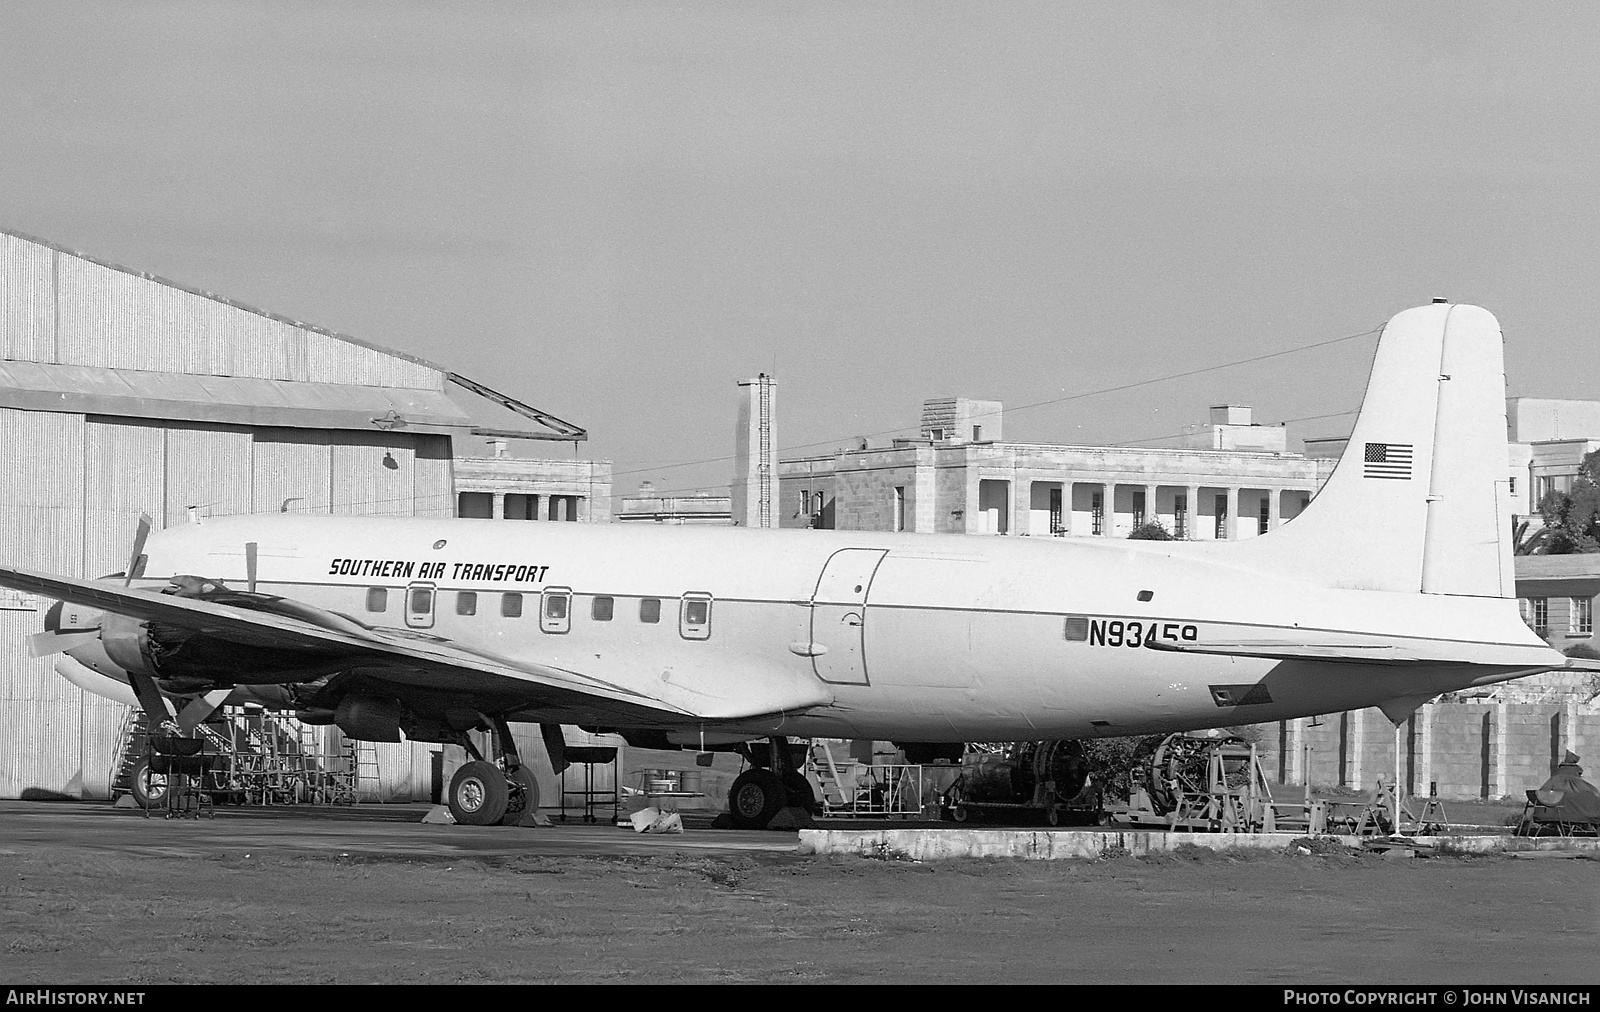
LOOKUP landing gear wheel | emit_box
[449,760,509,826]
[780,770,820,815]
[950,804,970,823]
[499,765,539,826]
[130,759,167,808]
[728,768,787,829]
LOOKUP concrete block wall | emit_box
[832,450,920,532]
[1249,698,1600,802]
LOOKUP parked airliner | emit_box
[1,302,1589,828]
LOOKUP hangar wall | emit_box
[0,230,464,800]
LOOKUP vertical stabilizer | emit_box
[1230,303,1511,596]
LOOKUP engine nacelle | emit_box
[97,612,358,686]
[335,694,403,742]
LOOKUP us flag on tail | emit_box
[1363,442,1413,480]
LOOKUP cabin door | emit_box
[405,582,437,630]
[809,548,888,685]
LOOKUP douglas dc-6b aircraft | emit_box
[1,302,1594,828]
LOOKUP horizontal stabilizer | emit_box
[1147,636,1567,668]
[1146,639,1414,664]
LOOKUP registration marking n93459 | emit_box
[1086,619,1198,649]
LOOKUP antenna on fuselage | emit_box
[246,542,258,594]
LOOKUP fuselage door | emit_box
[405,582,436,630]
[809,548,888,685]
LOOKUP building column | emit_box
[1418,702,1434,799]
[1495,701,1511,799]
[1289,718,1306,786]
[1225,486,1240,540]
[1012,476,1032,537]
[1268,488,1281,531]
[492,493,505,519]
[1184,484,1200,540]
[1350,708,1366,790]
[1568,696,1582,761]
[1143,484,1158,530]
[914,452,937,533]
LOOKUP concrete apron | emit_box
[797,829,1600,861]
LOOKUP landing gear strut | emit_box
[726,736,819,829]
[444,717,549,826]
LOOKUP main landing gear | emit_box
[445,718,564,827]
[726,736,820,830]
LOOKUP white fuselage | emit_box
[119,513,1551,742]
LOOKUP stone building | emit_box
[454,440,612,523]
[616,482,732,525]
[780,398,1336,539]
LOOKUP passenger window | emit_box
[639,598,661,624]
[680,593,712,641]
[409,588,433,614]
[366,587,388,613]
[592,596,614,621]
[501,593,523,618]
[456,591,477,616]
[541,587,572,634]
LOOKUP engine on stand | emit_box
[940,740,1102,826]
[1118,729,1307,833]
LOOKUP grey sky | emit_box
[2,2,1596,497]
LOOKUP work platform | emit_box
[797,827,1600,861]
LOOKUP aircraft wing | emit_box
[0,565,828,725]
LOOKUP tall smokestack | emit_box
[731,375,777,527]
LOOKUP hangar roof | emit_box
[1,227,585,441]
[0,359,473,434]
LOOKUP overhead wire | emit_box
[601,324,1382,497]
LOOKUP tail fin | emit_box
[1232,303,1513,597]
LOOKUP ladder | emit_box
[757,376,773,528]
[352,740,382,803]
[107,708,147,801]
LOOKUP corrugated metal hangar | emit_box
[0,228,582,800]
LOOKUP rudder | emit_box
[1228,303,1511,597]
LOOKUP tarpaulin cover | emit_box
[1534,762,1600,824]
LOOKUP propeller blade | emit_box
[123,513,152,587]
[27,629,103,658]
[246,541,258,594]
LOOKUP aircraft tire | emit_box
[727,768,786,829]
[780,770,820,815]
[449,760,509,826]
[499,765,539,826]
[130,759,167,808]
